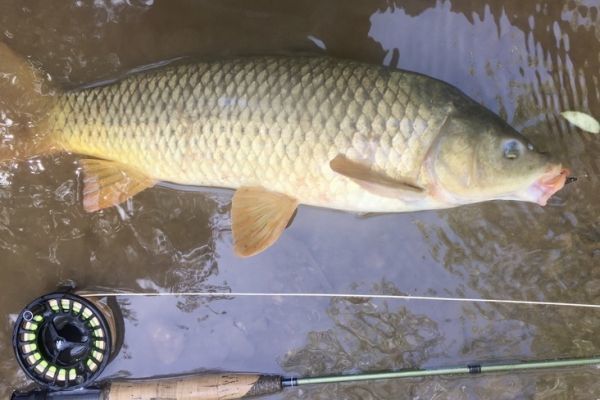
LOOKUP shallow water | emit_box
[1,0,599,398]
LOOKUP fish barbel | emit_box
[0,47,568,256]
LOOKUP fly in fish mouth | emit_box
[565,176,578,185]
[530,167,569,206]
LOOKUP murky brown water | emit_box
[1,0,599,398]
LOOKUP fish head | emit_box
[430,112,568,206]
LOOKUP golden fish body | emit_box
[0,43,568,256]
[48,56,453,213]
[19,53,563,256]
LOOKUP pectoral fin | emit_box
[80,159,156,212]
[231,187,299,257]
[330,154,425,199]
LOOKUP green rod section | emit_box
[294,357,600,386]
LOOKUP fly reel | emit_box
[12,292,120,390]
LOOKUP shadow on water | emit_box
[0,0,599,398]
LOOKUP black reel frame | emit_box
[13,292,113,390]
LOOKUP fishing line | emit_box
[80,291,600,309]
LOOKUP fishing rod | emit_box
[11,358,600,399]
[11,291,600,400]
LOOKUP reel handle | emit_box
[106,373,283,399]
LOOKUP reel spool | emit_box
[13,292,120,390]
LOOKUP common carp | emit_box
[0,43,568,257]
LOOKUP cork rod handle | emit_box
[105,373,283,400]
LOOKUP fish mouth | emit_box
[521,165,569,206]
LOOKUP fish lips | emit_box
[519,165,569,206]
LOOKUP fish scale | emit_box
[48,56,455,212]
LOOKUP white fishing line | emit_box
[80,291,600,309]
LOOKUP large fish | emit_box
[0,43,568,257]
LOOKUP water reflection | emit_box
[369,1,599,132]
[371,2,542,122]
[283,293,443,375]
[414,191,599,359]
[100,295,335,380]
[281,290,598,399]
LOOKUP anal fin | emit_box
[231,187,299,257]
[80,159,155,212]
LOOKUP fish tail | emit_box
[0,41,59,163]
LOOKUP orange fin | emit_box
[330,154,425,198]
[80,159,155,212]
[231,187,299,257]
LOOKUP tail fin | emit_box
[0,41,57,162]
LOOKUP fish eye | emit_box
[503,139,521,159]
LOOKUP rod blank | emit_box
[293,357,600,386]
